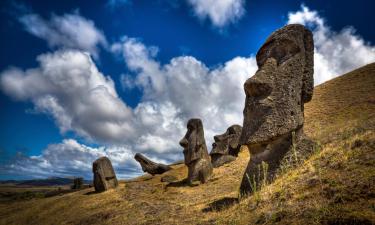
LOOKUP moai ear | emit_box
[301,28,314,104]
[195,120,204,149]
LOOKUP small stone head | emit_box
[240,24,314,146]
[92,156,118,192]
[179,118,208,165]
[211,125,242,156]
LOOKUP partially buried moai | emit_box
[239,24,315,196]
[179,118,213,185]
[210,125,242,168]
[92,156,118,192]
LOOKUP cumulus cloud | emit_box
[113,37,256,150]
[287,5,375,85]
[187,0,245,27]
[19,11,107,58]
[2,5,374,179]
[1,40,256,178]
[0,50,135,144]
[1,139,140,179]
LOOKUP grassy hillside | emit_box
[1,63,374,225]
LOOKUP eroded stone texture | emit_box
[239,24,315,196]
[134,153,172,175]
[210,125,242,167]
[179,118,213,185]
[92,157,118,192]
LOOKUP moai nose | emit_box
[244,78,272,98]
[179,138,188,147]
[214,135,220,142]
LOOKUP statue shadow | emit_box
[166,179,188,188]
[166,178,199,188]
[202,197,239,212]
[84,190,103,195]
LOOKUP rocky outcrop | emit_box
[239,24,315,196]
[210,125,242,167]
[92,157,118,192]
[134,153,172,175]
[179,118,213,185]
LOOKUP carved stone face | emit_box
[179,118,209,165]
[211,125,242,156]
[92,156,118,192]
[240,24,314,146]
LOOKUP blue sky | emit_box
[0,0,374,180]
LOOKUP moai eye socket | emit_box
[256,39,300,67]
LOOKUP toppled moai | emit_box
[72,177,83,189]
[239,24,315,196]
[92,156,118,192]
[179,118,213,185]
[210,125,242,168]
[134,153,172,175]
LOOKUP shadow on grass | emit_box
[202,197,239,212]
[85,190,101,195]
[166,178,190,188]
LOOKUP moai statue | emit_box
[72,177,83,189]
[239,24,315,196]
[179,118,213,185]
[210,125,242,168]
[92,156,118,192]
[134,153,172,175]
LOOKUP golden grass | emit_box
[0,63,374,225]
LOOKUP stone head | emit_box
[179,118,208,165]
[92,156,118,191]
[240,24,314,147]
[211,125,242,156]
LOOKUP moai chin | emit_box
[92,156,118,192]
[179,118,213,185]
[239,24,315,196]
[210,125,242,168]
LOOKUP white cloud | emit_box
[0,40,256,178]
[187,0,245,28]
[19,11,107,58]
[1,139,140,179]
[3,4,374,179]
[287,5,375,85]
[113,37,256,153]
[0,50,135,144]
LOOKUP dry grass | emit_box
[0,63,374,225]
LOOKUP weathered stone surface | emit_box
[179,118,213,185]
[92,157,118,192]
[210,125,242,167]
[134,153,172,175]
[239,24,315,196]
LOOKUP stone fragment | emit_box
[72,177,83,189]
[92,156,118,192]
[134,153,172,175]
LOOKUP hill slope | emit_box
[0,63,374,225]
